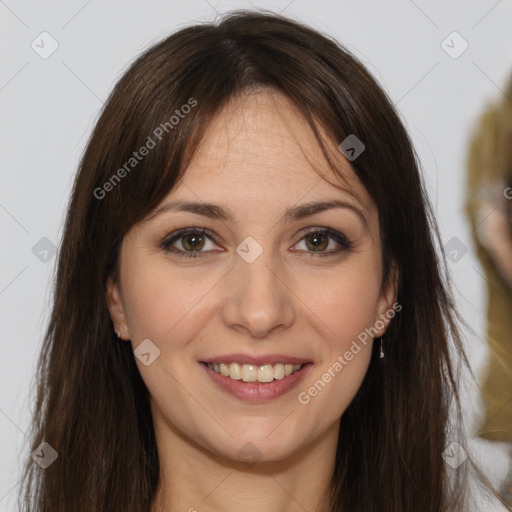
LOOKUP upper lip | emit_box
[200,353,312,366]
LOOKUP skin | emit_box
[107,89,397,512]
[476,196,512,288]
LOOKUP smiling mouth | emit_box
[202,362,306,383]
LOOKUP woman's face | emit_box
[108,90,395,464]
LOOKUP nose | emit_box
[221,247,296,339]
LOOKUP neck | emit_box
[150,416,339,512]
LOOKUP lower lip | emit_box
[200,362,313,402]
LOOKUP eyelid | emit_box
[294,226,352,252]
[159,226,353,258]
[160,227,221,251]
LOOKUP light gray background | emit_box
[1,1,512,510]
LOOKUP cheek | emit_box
[300,255,383,345]
[297,344,372,434]
[293,253,381,411]
[295,277,377,425]
[120,251,224,344]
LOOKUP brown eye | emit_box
[160,228,219,258]
[160,227,352,260]
[294,228,353,257]
[304,232,329,252]
[181,233,206,252]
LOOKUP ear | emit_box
[106,276,130,340]
[374,263,399,338]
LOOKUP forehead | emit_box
[170,90,375,214]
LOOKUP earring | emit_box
[114,327,121,339]
[380,337,384,359]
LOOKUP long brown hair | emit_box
[18,9,510,511]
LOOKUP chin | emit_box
[195,420,316,467]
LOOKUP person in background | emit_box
[465,71,512,502]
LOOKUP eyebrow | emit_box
[145,199,369,229]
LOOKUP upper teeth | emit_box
[206,362,304,382]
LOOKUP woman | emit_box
[18,9,511,512]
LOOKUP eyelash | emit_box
[159,227,353,259]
